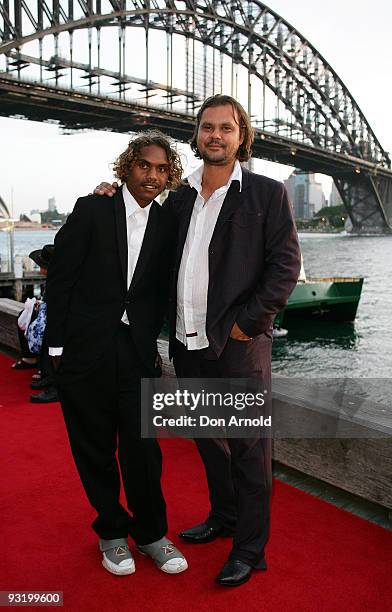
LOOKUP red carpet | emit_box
[1,354,391,612]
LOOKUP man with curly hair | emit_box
[45,131,188,577]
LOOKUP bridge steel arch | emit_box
[1,1,391,233]
[0,195,10,220]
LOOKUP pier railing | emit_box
[0,272,44,301]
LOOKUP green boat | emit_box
[275,277,364,328]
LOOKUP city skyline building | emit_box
[284,170,326,219]
[329,182,344,207]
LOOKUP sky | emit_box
[0,0,391,217]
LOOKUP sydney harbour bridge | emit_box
[1,1,392,233]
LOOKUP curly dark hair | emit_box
[190,95,254,162]
[113,130,183,189]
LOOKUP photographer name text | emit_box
[152,415,272,428]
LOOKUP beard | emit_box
[200,144,229,165]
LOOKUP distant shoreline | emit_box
[0,223,59,230]
[14,225,58,230]
[298,230,343,235]
[6,225,340,234]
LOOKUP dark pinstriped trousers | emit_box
[173,335,272,569]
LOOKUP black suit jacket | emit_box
[45,190,175,381]
[165,167,301,359]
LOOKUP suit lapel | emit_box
[174,167,250,260]
[128,200,160,292]
[209,175,247,246]
[113,189,128,286]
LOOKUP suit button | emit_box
[125,300,130,305]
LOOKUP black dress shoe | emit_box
[11,359,37,370]
[30,376,54,390]
[179,522,234,544]
[30,387,59,404]
[215,559,252,587]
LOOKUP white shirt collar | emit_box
[187,159,243,194]
[122,183,152,216]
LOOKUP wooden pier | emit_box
[0,272,45,301]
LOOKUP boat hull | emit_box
[275,277,364,327]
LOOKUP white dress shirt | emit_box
[121,183,152,324]
[176,160,242,350]
[49,184,152,355]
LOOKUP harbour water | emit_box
[274,233,392,380]
[1,229,392,382]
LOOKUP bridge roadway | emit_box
[1,74,392,233]
[2,75,391,181]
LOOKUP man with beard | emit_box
[45,131,188,577]
[95,95,301,586]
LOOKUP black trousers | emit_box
[18,317,56,393]
[17,315,55,381]
[173,336,272,569]
[57,324,167,544]
[17,322,36,359]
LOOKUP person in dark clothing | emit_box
[11,244,58,403]
[12,324,37,369]
[28,245,58,403]
[45,132,188,577]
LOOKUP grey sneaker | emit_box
[99,538,135,576]
[137,537,188,574]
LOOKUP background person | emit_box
[28,245,58,403]
[11,244,58,404]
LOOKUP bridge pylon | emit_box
[334,175,392,234]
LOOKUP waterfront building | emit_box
[329,182,344,207]
[29,212,42,224]
[284,170,326,219]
